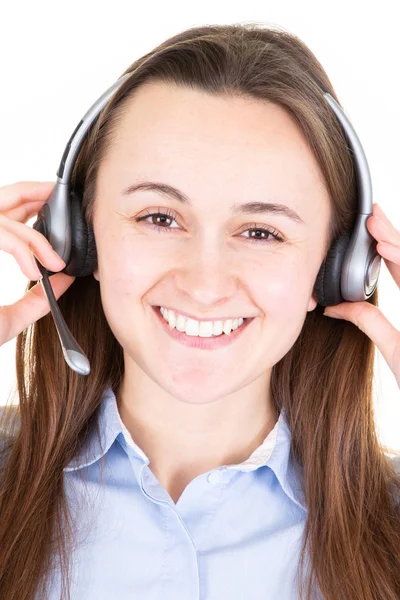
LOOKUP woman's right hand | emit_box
[0,181,77,346]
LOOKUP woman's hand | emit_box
[0,181,76,347]
[323,202,400,387]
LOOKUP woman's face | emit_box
[91,81,331,404]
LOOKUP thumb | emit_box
[324,301,399,376]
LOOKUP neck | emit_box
[115,374,278,503]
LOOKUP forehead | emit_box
[102,81,330,220]
[112,81,314,159]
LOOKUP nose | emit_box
[173,236,239,308]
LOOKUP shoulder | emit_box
[0,404,20,462]
[389,454,400,476]
[387,454,400,509]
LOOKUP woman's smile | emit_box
[151,304,255,350]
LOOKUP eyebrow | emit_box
[122,181,305,224]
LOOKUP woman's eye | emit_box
[136,210,179,230]
[134,210,285,245]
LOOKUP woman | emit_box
[0,22,399,600]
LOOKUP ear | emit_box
[307,292,318,312]
[93,267,99,282]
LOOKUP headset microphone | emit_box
[32,73,131,375]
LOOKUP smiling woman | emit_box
[0,21,400,600]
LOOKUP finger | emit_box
[324,302,400,374]
[0,181,55,209]
[373,202,396,228]
[0,181,55,222]
[6,200,52,226]
[0,272,76,346]
[1,215,66,265]
[0,223,66,281]
[368,212,400,244]
[376,242,400,288]
[367,216,400,284]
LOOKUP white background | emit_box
[0,1,399,452]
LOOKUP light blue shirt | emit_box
[54,386,310,599]
[1,387,398,599]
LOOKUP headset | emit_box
[32,72,381,376]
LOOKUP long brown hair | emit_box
[1,22,399,600]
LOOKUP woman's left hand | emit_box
[323,202,400,388]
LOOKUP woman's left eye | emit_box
[134,209,285,244]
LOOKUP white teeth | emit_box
[223,320,233,335]
[159,307,245,337]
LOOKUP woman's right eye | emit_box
[135,209,180,232]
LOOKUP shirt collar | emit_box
[64,386,306,512]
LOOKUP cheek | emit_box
[98,232,163,293]
[250,252,311,318]
[96,240,173,340]
[101,262,157,312]
[248,257,312,367]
